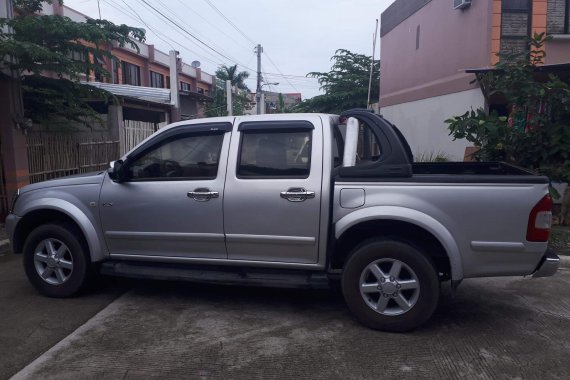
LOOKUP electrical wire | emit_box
[137,0,250,69]
[202,0,256,46]
[173,0,253,52]
[264,51,300,93]
[105,0,222,67]
[136,0,259,76]
[153,0,248,67]
[105,1,315,96]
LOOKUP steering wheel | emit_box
[163,160,183,177]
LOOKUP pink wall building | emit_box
[379,0,570,160]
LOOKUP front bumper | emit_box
[532,248,560,278]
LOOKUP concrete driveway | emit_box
[2,253,569,380]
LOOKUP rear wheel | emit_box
[342,239,439,332]
[23,223,91,298]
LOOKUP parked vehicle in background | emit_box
[5,109,560,331]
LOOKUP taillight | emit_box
[526,195,553,242]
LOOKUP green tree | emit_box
[215,64,250,91]
[205,78,249,117]
[277,93,285,113]
[295,49,380,113]
[207,64,251,117]
[0,0,145,127]
[446,33,570,182]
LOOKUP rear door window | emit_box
[237,130,311,178]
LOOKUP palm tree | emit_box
[215,64,250,91]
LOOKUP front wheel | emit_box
[23,223,91,298]
[341,239,439,332]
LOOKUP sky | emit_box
[65,0,395,99]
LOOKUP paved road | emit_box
[0,254,126,379]
[3,255,569,380]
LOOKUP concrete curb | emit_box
[560,255,570,270]
[0,239,10,256]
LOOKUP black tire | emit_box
[341,239,439,332]
[23,223,92,298]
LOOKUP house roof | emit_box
[465,63,570,82]
[85,82,171,105]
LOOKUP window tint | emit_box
[127,133,224,180]
[238,131,311,178]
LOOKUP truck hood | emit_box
[20,171,106,193]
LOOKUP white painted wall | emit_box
[181,64,197,78]
[380,88,485,161]
[154,49,170,66]
[63,6,88,23]
[201,72,213,84]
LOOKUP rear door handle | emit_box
[280,187,315,202]
[188,188,219,202]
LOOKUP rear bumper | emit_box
[532,248,560,278]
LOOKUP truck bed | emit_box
[411,162,548,184]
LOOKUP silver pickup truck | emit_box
[5,109,560,331]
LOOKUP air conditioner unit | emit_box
[453,0,472,10]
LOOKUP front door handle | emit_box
[280,187,315,202]
[188,188,219,202]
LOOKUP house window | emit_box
[112,59,120,84]
[122,61,141,86]
[180,82,191,92]
[197,87,204,94]
[150,71,164,88]
[94,56,105,82]
[548,0,570,34]
[69,50,88,80]
[564,0,570,34]
[501,0,531,54]
[166,76,170,89]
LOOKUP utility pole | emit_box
[169,50,180,122]
[226,80,233,116]
[255,44,263,115]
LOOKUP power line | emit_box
[137,0,251,69]
[153,0,248,67]
[114,0,174,49]
[202,0,256,46]
[103,1,313,93]
[173,0,253,52]
[106,0,223,67]
[264,51,300,93]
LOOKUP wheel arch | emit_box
[333,206,463,281]
[12,199,105,262]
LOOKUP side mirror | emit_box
[107,159,126,182]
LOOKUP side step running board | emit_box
[100,261,330,289]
